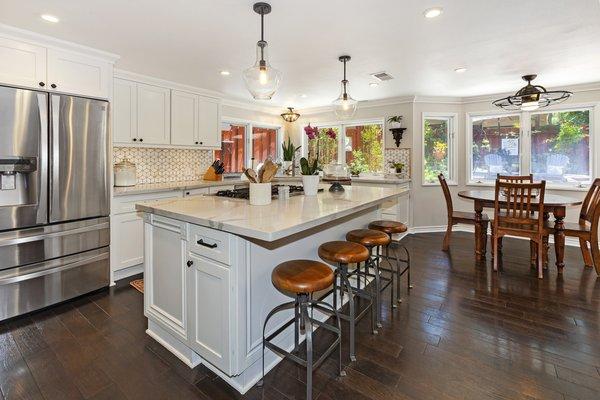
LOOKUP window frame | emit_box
[466,103,596,190]
[421,112,458,186]
[220,117,283,171]
[300,118,385,170]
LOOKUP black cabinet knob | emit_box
[195,141,199,145]
[139,138,143,142]
[50,84,57,89]
[186,191,190,195]
[39,82,45,87]
[186,260,193,267]
[132,138,137,142]
[199,141,203,145]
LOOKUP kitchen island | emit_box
[135,185,406,394]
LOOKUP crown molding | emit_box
[460,81,600,104]
[221,97,285,115]
[0,23,119,62]
[298,95,416,115]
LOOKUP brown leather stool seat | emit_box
[346,229,391,248]
[318,241,369,264]
[368,220,408,235]
[272,260,334,294]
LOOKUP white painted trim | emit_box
[0,23,119,62]
[111,264,144,285]
[298,96,415,115]
[421,112,459,186]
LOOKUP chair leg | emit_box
[530,240,537,266]
[492,233,499,272]
[537,239,544,279]
[579,238,593,267]
[481,221,488,254]
[442,222,452,251]
[591,235,600,276]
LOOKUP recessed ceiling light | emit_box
[300,94,308,98]
[454,67,467,73]
[41,14,59,23]
[220,70,230,76]
[423,7,443,19]
[369,82,379,87]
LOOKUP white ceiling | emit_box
[2,0,600,109]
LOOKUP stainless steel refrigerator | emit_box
[0,85,110,321]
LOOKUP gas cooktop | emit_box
[214,185,322,200]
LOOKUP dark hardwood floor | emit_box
[1,232,600,399]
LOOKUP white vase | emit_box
[282,160,292,171]
[249,183,272,206]
[302,175,320,196]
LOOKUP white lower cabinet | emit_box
[144,216,188,342]
[352,181,411,227]
[186,253,231,373]
[112,212,144,270]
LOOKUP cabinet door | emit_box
[187,254,231,373]
[137,83,171,145]
[47,49,111,98]
[398,192,410,226]
[112,212,144,270]
[145,217,188,341]
[197,96,221,148]
[171,90,198,146]
[0,37,46,89]
[113,79,137,144]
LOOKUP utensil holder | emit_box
[250,183,272,206]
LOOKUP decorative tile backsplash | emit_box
[384,148,411,178]
[113,147,214,184]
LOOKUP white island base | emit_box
[137,186,405,394]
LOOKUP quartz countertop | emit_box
[113,179,246,196]
[135,185,406,241]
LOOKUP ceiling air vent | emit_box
[370,71,394,81]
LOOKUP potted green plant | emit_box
[349,150,368,177]
[300,157,320,195]
[388,161,404,174]
[387,115,403,129]
[281,137,301,172]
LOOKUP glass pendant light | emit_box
[243,2,282,100]
[332,55,358,119]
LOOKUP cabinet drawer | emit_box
[187,225,231,265]
[184,188,209,197]
[112,191,181,214]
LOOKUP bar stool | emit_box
[259,260,344,400]
[346,229,391,328]
[368,220,412,304]
[318,241,375,361]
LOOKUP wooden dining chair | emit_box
[544,178,600,275]
[438,173,489,251]
[497,174,533,183]
[492,180,547,278]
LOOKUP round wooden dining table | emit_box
[457,189,582,271]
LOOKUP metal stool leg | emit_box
[301,300,313,400]
[371,248,383,328]
[339,264,357,362]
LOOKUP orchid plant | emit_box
[302,124,337,173]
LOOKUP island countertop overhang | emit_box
[135,186,407,242]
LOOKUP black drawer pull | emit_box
[197,239,217,249]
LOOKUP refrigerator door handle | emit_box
[49,95,60,222]
[36,93,48,225]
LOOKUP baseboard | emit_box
[406,224,580,247]
[111,264,144,285]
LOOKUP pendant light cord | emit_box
[260,12,265,62]
[342,59,348,94]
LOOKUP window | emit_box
[307,126,339,166]
[468,107,593,187]
[215,121,282,173]
[252,126,278,166]
[345,124,384,173]
[531,110,591,185]
[302,121,384,173]
[215,123,246,173]
[470,114,521,182]
[423,113,457,184]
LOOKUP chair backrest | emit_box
[438,173,453,218]
[494,180,546,233]
[497,174,534,183]
[580,178,600,225]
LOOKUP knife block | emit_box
[203,166,223,181]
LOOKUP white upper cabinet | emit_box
[137,83,171,145]
[171,90,198,146]
[113,79,137,143]
[0,37,46,89]
[46,49,112,98]
[171,90,221,148]
[197,96,221,148]
[0,32,115,98]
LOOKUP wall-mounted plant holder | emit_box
[390,127,407,147]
